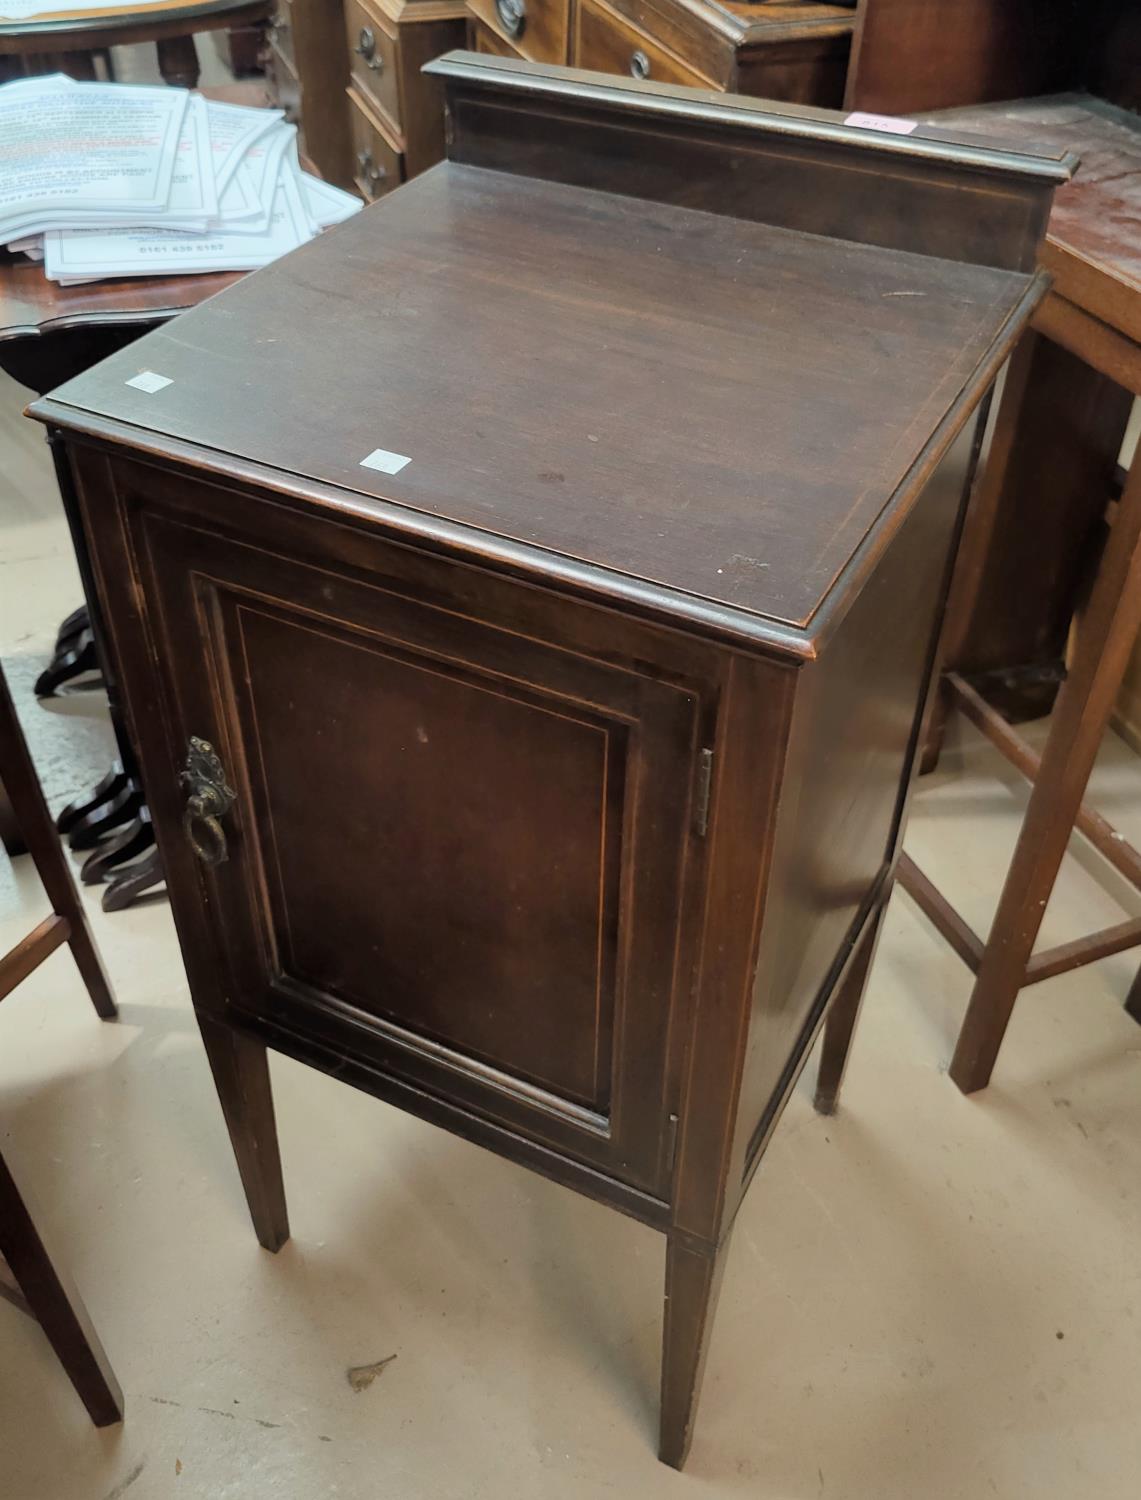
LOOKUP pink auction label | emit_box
[845,111,918,136]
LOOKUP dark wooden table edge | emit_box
[23,402,822,661]
[0,288,241,344]
[0,0,269,45]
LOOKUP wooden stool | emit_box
[846,7,1141,1089]
[890,96,1141,1091]
[0,658,121,1424]
[0,1154,122,1427]
[0,661,116,1020]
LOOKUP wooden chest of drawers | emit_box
[344,0,467,198]
[263,0,355,187]
[264,0,465,194]
[34,56,1065,1470]
[467,0,855,104]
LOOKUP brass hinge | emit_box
[694,748,714,838]
[665,1112,680,1177]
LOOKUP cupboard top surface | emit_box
[41,161,1031,632]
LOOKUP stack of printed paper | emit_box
[0,74,362,284]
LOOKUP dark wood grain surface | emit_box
[733,414,977,1170]
[42,161,1030,631]
[430,53,1072,264]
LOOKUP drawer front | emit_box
[101,457,704,1198]
[736,34,851,109]
[468,15,524,59]
[344,0,401,132]
[468,0,568,64]
[348,87,401,202]
[575,0,714,87]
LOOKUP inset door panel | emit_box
[233,600,622,1112]
[123,472,702,1191]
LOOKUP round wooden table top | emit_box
[0,0,270,49]
[0,256,242,343]
[0,253,243,395]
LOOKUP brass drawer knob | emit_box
[357,148,388,187]
[181,737,236,868]
[629,49,651,81]
[354,25,384,72]
[495,0,525,39]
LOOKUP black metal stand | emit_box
[3,321,165,911]
[34,605,102,698]
[46,438,164,911]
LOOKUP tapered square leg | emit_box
[197,1017,289,1252]
[659,1234,729,1470]
[0,1150,123,1426]
[814,900,888,1116]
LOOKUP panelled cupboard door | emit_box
[119,461,703,1195]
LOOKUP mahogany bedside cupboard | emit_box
[30,56,1067,1469]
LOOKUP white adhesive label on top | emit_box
[125,370,173,393]
[360,447,411,476]
[845,111,918,136]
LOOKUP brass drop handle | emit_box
[629,49,651,80]
[357,149,387,188]
[355,26,384,72]
[181,737,236,868]
[495,0,525,39]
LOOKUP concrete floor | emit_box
[2,365,1141,1499]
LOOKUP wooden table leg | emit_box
[0,666,116,1021]
[58,51,99,81]
[0,1150,123,1426]
[950,452,1141,1093]
[814,896,889,1116]
[659,1233,729,1470]
[197,1016,290,1253]
[156,34,200,87]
